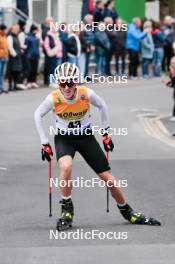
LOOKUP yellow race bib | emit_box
[52,86,90,121]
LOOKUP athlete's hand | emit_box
[41,144,53,162]
[103,134,114,152]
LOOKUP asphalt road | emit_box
[0,78,175,263]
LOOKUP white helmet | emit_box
[54,62,79,82]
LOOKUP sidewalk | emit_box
[160,116,175,136]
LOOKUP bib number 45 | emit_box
[68,121,81,128]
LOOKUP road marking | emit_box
[130,108,158,113]
[138,114,175,148]
[0,167,7,171]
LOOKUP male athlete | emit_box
[34,62,160,230]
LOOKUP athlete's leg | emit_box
[98,170,161,225]
[54,134,75,198]
[54,134,75,229]
[58,155,73,198]
[77,135,161,225]
[57,156,74,230]
[98,170,125,204]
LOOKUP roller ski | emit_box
[56,199,74,231]
[118,203,161,226]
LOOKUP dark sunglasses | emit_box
[59,80,77,88]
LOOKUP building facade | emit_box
[28,0,82,24]
[0,0,175,26]
[27,0,175,24]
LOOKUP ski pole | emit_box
[106,151,109,213]
[48,160,52,217]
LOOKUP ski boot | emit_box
[117,203,161,226]
[56,199,74,231]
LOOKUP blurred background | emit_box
[0,0,175,103]
[0,0,175,26]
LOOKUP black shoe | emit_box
[117,203,161,226]
[56,199,74,231]
[59,199,74,222]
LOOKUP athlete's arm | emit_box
[34,94,54,144]
[87,88,109,130]
[88,88,114,151]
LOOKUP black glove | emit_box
[41,144,53,162]
[103,133,114,152]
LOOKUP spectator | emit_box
[18,20,28,84]
[83,14,95,77]
[42,16,55,85]
[81,0,94,20]
[173,42,175,56]
[67,28,81,66]
[79,27,89,81]
[141,20,154,79]
[166,56,175,121]
[41,16,54,41]
[43,26,62,85]
[94,22,110,75]
[59,23,68,62]
[7,24,25,91]
[0,24,8,94]
[162,16,175,73]
[104,16,116,75]
[104,0,118,24]
[126,18,146,80]
[88,0,94,15]
[25,25,40,89]
[152,21,165,77]
[93,0,104,23]
[113,18,127,76]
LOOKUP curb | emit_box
[138,114,175,148]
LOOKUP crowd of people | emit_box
[0,0,175,95]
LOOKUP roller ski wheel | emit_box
[56,218,72,231]
[117,203,161,226]
[56,198,74,231]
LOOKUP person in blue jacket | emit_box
[94,22,110,75]
[83,14,95,78]
[141,21,154,78]
[59,23,68,63]
[104,0,118,24]
[126,18,146,79]
[25,24,40,88]
[152,21,165,77]
[93,0,104,23]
